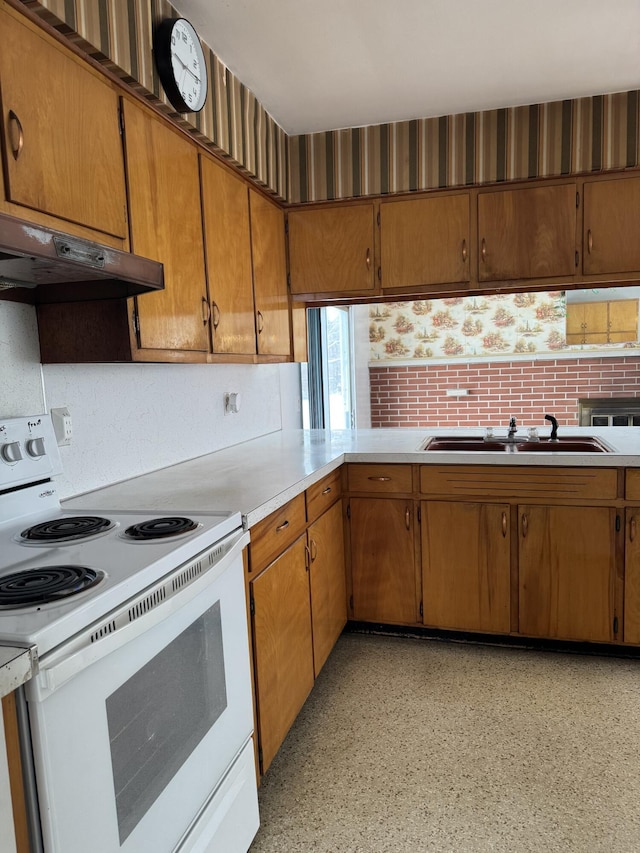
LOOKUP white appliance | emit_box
[0,415,259,853]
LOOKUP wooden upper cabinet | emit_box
[250,189,291,357]
[288,203,376,295]
[123,99,209,354]
[477,183,576,282]
[607,299,639,343]
[380,193,470,289]
[583,177,640,275]
[566,299,638,345]
[0,6,127,240]
[200,156,256,355]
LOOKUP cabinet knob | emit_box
[480,238,487,262]
[322,486,332,495]
[368,476,391,482]
[275,519,289,533]
[502,512,507,538]
[8,110,24,160]
[257,310,264,334]
[310,539,318,562]
[201,297,211,325]
[211,301,221,329]
[405,507,410,530]
[521,513,528,538]
[587,229,593,254]
[365,248,371,270]
[461,239,468,263]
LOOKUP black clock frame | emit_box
[153,18,208,114]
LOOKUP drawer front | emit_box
[348,464,413,494]
[306,468,342,522]
[249,494,307,574]
[626,469,640,500]
[420,465,618,501]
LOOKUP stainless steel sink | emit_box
[422,436,611,453]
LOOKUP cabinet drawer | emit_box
[420,465,618,501]
[626,469,640,500]
[306,468,342,522]
[347,464,413,493]
[249,494,306,574]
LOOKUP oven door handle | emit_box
[34,529,250,697]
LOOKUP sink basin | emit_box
[422,436,611,453]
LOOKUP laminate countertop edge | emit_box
[0,646,36,699]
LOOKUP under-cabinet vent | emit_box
[90,619,117,643]
[128,588,166,623]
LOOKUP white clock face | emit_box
[170,19,207,112]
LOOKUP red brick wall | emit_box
[369,356,640,427]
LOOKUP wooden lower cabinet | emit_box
[624,508,640,643]
[308,501,347,676]
[250,536,314,774]
[421,500,511,633]
[349,497,418,624]
[518,505,617,642]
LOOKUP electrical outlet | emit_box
[51,407,72,446]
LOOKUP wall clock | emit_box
[153,18,208,113]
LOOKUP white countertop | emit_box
[64,427,640,527]
[0,646,36,699]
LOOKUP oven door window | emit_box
[106,601,227,844]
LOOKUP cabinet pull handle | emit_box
[631,517,637,543]
[201,297,211,324]
[211,301,221,329]
[256,310,264,334]
[275,520,289,532]
[587,229,593,254]
[322,486,332,495]
[310,539,318,561]
[461,239,468,262]
[365,248,371,270]
[405,507,410,530]
[502,512,507,538]
[8,110,24,160]
[304,545,311,570]
[480,238,487,262]
[521,513,528,538]
[368,476,391,481]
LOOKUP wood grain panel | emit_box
[249,494,307,575]
[200,155,256,355]
[420,466,618,501]
[2,692,28,853]
[348,464,413,494]
[288,203,376,294]
[583,177,640,275]
[421,500,510,633]
[308,502,347,675]
[306,468,342,523]
[380,193,470,289]
[251,537,314,773]
[123,98,209,353]
[0,7,127,240]
[518,505,615,642]
[250,189,291,356]
[478,183,576,281]
[626,469,640,501]
[350,498,417,624]
[624,508,640,643]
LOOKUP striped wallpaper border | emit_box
[289,92,640,203]
[22,0,288,200]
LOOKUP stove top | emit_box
[0,415,243,656]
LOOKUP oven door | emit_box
[24,531,257,853]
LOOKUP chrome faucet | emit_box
[507,417,518,439]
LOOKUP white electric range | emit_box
[0,414,259,853]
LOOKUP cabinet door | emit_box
[349,498,418,624]
[288,204,376,295]
[584,177,640,275]
[250,189,291,356]
[421,500,510,633]
[251,537,314,773]
[308,501,347,676]
[607,299,638,343]
[200,156,256,355]
[0,9,126,239]
[380,194,470,289]
[123,100,209,353]
[624,509,640,643]
[582,301,608,344]
[518,505,616,642]
[478,184,576,282]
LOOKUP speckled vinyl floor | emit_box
[249,633,640,853]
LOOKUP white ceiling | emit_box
[174,0,640,135]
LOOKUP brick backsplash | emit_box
[369,356,640,427]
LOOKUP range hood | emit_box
[0,213,164,303]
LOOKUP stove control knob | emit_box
[26,437,46,459]
[1,441,23,464]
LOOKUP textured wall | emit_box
[370,357,640,428]
[22,0,288,198]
